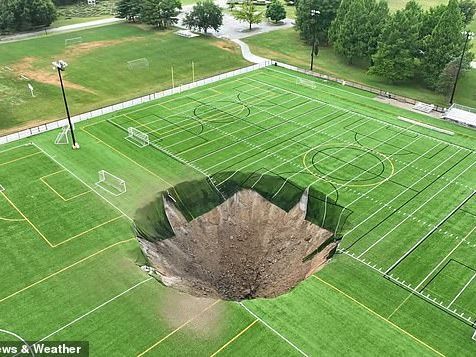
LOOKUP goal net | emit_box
[95,170,126,196]
[55,126,69,145]
[65,37,83,47]
[126,127,149,147]
[296,77,317,89]
[127,58,149,71]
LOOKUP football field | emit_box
[0,66,475,356]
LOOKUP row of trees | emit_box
[0,0,57,32]
[295,0,475,94]
[117,0,182,29]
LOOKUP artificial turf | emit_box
[0,66,475,356]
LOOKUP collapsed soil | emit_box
[138,189,337,301]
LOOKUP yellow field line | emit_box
[52,215,124,248]
[0,216,25,222]
[0,238,135,304]
[0,191,53,247]
[312,276,445,357]
[40,169,65,179]
[0,151,41,167]
[80,127,173,187]
[387,293,413,320]
[137,300,221,356]
[210,319,259,357]
[40,177,91,202]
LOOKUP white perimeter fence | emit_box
[0,61,272,145]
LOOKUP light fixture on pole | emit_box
[449,31,474,104]
[310,9,320,71]
[52,60,79,149]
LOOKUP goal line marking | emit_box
[210,319,259,356]
[0,238,135,304]
[40,170,91,202]
[312,275,445,357]
[137,300,221,356]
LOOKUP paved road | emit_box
[0,17,123,43]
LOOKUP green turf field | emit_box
[0,23,248,134]
[0,66,475,356]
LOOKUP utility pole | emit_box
[310,9,320,71]
[449,31,474,104]
[53,60,79,149]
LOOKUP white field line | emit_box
[0,142,34,155]
[383,188,476,273]
[253,69,473,153]
[344,148,463,245]
[31,278,153,347]
[32,143,133,221]
[448,272,476,308]
[239,302,308,357]
[360,161,475,259]
[138,86,287,142]
[193,106,343,168]
[272,118,425,200]
[415,225,476,291]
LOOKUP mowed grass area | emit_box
[0,23,249,134]
[0,66,475,356]
[244,29,476,108]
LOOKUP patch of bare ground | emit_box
[374,96,442,118]
[138,189,337,301]
[210,40,239,53]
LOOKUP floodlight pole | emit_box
[449,31,474,104]
[53,60,78,149]
[310,9,320,71]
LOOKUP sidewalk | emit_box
[0,17,123,43]
[231,39,270,64]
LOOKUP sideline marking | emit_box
[210,319,258,356]
[137,300,220,356]
[312,275,445,357]
[0,191,53,247]
[0,152,41,167]
[0,238,135,304]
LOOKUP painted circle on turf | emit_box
[194,101,250,123]
[302,144,395,187]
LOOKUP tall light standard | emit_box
[52,60,79,149]
[449,31,474,104]
[310,9,320,71]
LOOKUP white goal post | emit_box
[55,126,69,145]
[95,170,126,196]
[65,37,83,47]
[125,127,149,147]
[0,184,4,192]
[127,58,149,71]
[472,329,476,341]
[296,77,317,89]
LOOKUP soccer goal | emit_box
[55,126,70,145]
[95,170,126,196]
[127,58,149,71]
[65,37,83,47]
[125,127,149,148]
[472,329,476,341]
[296,77,317,89]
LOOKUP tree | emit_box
[233,0,263,30]
[295,0,340,44]
[0,0,56,32]
[116,0,142,22]
[365,0,389,60]
[183,0,223,34]
[369,0,423,82]
[141,0,182,29]
[266,0,286,23]
[420,0,466,88]
[458,0,476,24]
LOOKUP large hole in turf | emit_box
[134,173,352,301]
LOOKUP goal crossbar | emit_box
[55,126,69,145]
[65,37,83,47]
[127,58,149,70]
[296,77,317,89]
[125,127,149,147]
[95,170,126,196]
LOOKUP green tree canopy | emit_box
[420,0,467,88]
[265,0,286,23]
[233,0,263,30]
[116,0,142,21]
[183,0,223,33]
[141,0,182,29]
[369,0,423,82]
[0,0,56,32]
[458,0,476,24]
[295,0,340,44]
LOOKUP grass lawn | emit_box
[50,15,113,28]
[244,28,476,107]
[1,66,475,356]
[0,23,249,134]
